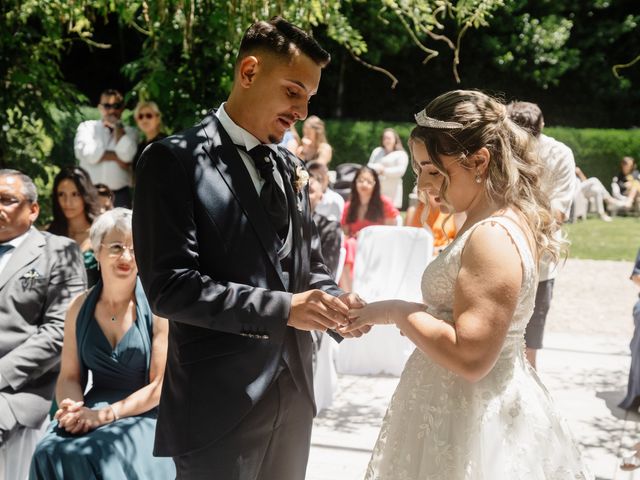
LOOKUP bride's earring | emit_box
[475,171,482,183]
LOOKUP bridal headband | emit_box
[414,109,463,130]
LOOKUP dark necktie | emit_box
[242,145,289,240]
[0,243,14,258]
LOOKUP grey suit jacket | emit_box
[0,228,86,429]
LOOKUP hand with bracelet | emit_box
[55,397,120,435]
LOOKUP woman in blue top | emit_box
[30,208,175,479]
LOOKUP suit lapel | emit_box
[274,150,306,292]
[200,113,287,289]
[0,228,45,291]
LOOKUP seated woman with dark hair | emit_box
[47,166,102,286]
[340,166,399,290]
[30,208,175,480]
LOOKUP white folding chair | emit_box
[337,225,434,376]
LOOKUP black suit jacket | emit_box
[133,113,342,457]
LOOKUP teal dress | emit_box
[29,279,175,480]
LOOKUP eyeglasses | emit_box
[0,195,22,207]
[101,242,135,257]
[356,178,375,186]
[137,113,156,120]
[100,102,123,110]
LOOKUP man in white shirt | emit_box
[0,170,85,479]
[74,89,138,207]
[508,101,576,369]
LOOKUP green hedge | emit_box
[324,120,640,209]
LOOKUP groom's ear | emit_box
[236,56,260,88]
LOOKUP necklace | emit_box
[108,298,132,322]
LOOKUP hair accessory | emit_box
[415,110,463,130]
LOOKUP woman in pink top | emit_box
[340,166,399,290]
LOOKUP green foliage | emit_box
[564,217,640,261]
[492,14,580,88]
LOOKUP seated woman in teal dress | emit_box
[30,208,175,479]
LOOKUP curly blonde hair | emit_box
[409,90,564,263]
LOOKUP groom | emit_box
[133,16,366,480]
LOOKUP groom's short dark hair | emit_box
[236,16,331,68]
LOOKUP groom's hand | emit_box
[288,290,349,332]
[337,293,372,338]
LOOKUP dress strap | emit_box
[462,216,537,286]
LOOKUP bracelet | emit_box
[108,404,119,423]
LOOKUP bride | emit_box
[342,90,592,479]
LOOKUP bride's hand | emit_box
[342,300,399,333]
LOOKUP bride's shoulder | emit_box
[460,213,531,272]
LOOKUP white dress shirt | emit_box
[74,119,138,190]
[537,133,576,281]
[216,104,293,259]
[315,188,345,223]
[0,228,31,277]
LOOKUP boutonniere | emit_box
[20,268,41,289]
[293,166,309,194]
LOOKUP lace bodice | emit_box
[422,216,538,346]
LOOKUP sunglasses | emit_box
[100,102,123,110]
[101,242,135,257]
[137,112,156,120]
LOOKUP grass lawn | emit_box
[563,216,640,261]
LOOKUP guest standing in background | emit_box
[133,101,167,174]
[368,128,409,209]
[47,166,101,287]
[508,101,576,370]
[74,89,137,208]
[297,115,333,165]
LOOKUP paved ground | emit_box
[307,258,640,480]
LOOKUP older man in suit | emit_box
[0,169,86,479]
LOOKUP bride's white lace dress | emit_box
[365,216,592,480]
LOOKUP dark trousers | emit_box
[173,368,314,480]
[524,279,555,350]
[112,187,132,209]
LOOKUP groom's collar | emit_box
[216,103,279,155]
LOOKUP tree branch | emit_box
[613,54,640,79]
[348,50,398,89]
